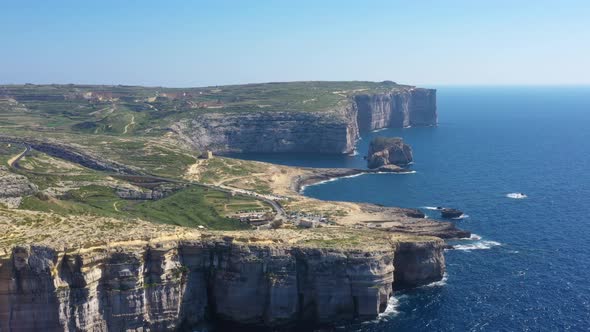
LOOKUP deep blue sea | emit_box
[236,87,590,331]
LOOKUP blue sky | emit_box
[1,0,589,86]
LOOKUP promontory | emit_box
[0,81,463,331]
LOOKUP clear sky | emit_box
[1,0,589,87]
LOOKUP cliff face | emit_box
[173,88,436,154]
[393,241,445,289]
[173,107,357,154]
[0,237,444,331]
[355,88,437,132]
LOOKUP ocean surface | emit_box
[235,86,590,331]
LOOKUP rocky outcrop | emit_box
[440,208,464,219]
[115,185,183,201]
[0,167,38,208]
[367,137,413,169]
[0,236,445,331]
[173,88,436,154]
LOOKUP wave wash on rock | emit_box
[173,88,437,154]
[0,235,445,331]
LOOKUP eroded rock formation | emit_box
[0,236,445,331]
[367,137,413,169]
[115,184,184,201]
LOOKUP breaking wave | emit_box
[452,214,469,220]
[423,272,448,288]
[422,206,442,210]
[454,240,502,251]
[469,233,482,240]
[377,295,402,320]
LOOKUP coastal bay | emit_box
[244,86,590,331]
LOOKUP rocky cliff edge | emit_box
[0,229,444,331]
[173,87,436,154]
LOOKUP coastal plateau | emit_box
[0,81,459,331]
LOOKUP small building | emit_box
[298,219,318,229]
[201,150,213,159]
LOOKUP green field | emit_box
[0,81,411,137]
[1,81,411,235]
[20,185,255,230]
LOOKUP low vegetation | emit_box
[0,81,411,138]
[20,184,254,230]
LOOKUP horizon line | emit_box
[1,81,589,89]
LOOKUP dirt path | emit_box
[123,115,135,134]
[113,202,120,212]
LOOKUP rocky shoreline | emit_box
[291,166,412,193]
[290,168,469,239]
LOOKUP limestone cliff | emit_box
[0,234,445,331]
[173,88,436,154]
[172,108,357,154]
[355,88,437,132]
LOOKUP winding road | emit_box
[123,115,135,134]
[6,145,30,168]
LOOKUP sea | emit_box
[234,86,590,331]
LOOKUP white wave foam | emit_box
[506,192,527,199]
[452,214,469,220]
[299,173,366,192]
[469,233,482,240]
[423,272,448,287]
[422,206,442,210]
[372,128,388,133]
[454,240,502,251]
[300,170,415,193]
[377,295,401,320]
[376,170,417,175]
